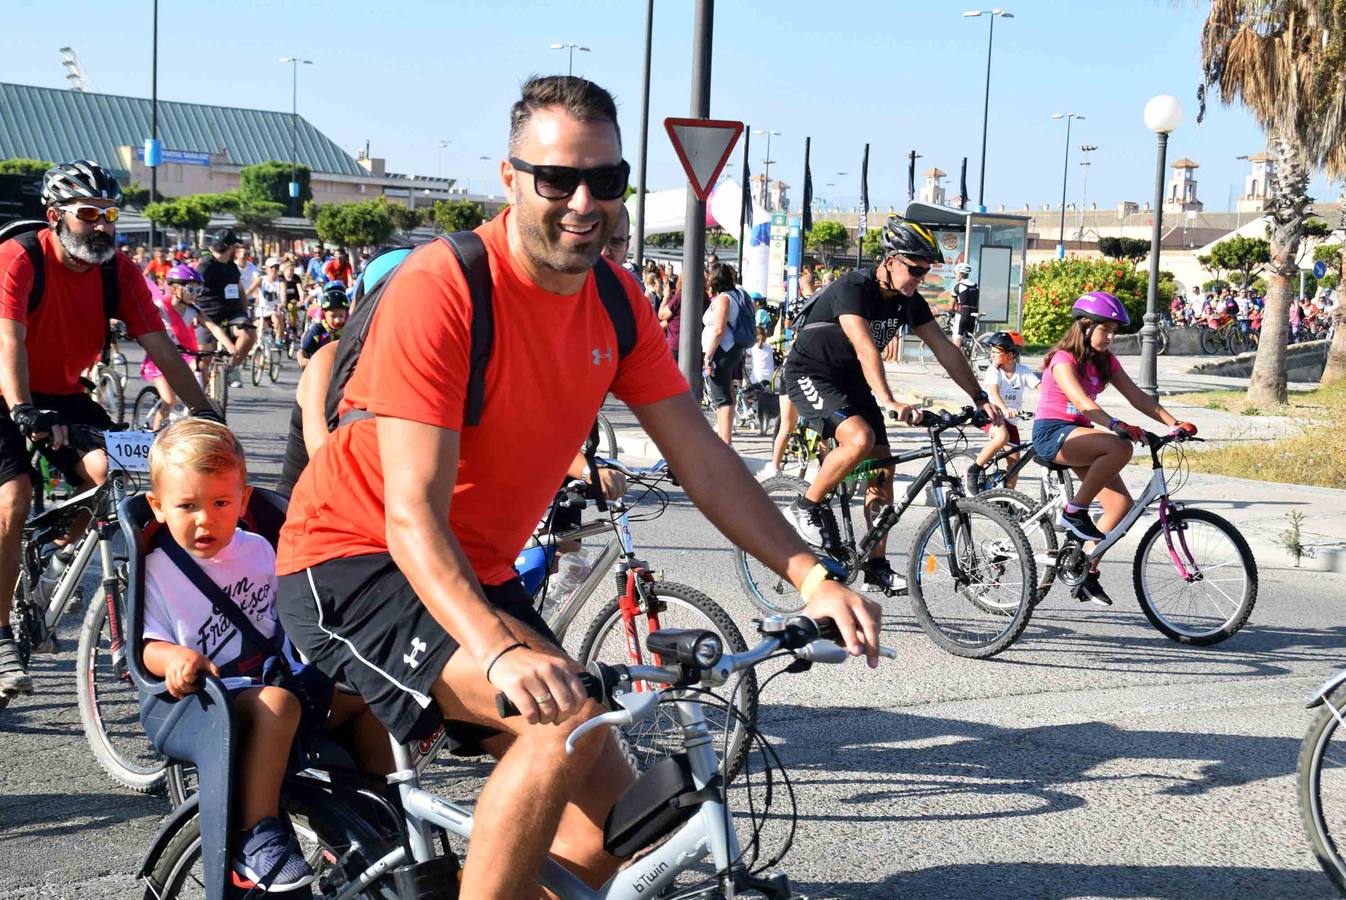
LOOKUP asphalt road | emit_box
[1,352,1342,899]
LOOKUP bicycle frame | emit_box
[363,693,738,900]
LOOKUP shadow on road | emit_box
[804,861,1334,899]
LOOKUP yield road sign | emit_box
[664,118,743,202]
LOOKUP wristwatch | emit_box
[972,390,990,406]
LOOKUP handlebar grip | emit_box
[495,671,604,719]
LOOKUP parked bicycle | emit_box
[739,407,1038,659]
[141,615,895,900]
[517,458,758,779]
[979,427,1258,644]
[2,425,166,792]
[1299,665,1346,895]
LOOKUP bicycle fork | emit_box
[1158,497,1203,583]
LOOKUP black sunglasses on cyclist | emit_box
[897,258,931,278]
[63,204,120,224]
[508,157,631,201]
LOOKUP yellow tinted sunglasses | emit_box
[63,204,120,223]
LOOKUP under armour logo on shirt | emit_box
[592,348,613,365]
[404,637,427,669]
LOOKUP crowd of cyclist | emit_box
[0,74,1218,896]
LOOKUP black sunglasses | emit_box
[508,156,631,201]
[897,258,932,278]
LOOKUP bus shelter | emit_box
[901,201,1030,333]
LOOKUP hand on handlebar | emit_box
[979,401,1005,428]
[1109,419,1145,444]
[586,467,628,501]
[882,401,923,427]
[1170,421,1198,439]
[10,403,69,450]
[486,644,588,726]
[800,581,884,669]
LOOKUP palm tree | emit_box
[1199,0,1346,402]
[1319,179,1346,386]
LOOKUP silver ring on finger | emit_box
[534,694,554,705]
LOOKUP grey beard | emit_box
[55,218,116,265]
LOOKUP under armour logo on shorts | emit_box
[404,637,427,669]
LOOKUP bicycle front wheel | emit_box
[249,348,263,386]
[76,595,167,793]
[1301,684,1346,895]
[1198,327,1220,355]
[595,412,619,459]
[975,488,1058,599]
[736,474,813,614]
[578,582,758,781]
[268,346,281,383]
[1132,507,1257,645]
[132,386,161,431]
[907,499,1036,658]
[95,371,125,425]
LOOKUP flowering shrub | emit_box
[1022,257,1172,344]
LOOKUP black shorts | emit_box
[0,392,113,489]
[705,345,742,409]
[196,304,254,345]
[276,553,560,747]
[784,367,888,446]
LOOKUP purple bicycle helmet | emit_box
[165,264,202,284]
[1071,291,1130,326]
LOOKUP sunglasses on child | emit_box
[62,204,120,223]
[508,157,631,201]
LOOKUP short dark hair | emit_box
[509,75,621,152]
[708,262,738,294]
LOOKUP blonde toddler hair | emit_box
[148,419,248,491]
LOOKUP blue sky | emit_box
[2,0,1337,213]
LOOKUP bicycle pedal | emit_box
[31,636,59,655]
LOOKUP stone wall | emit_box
[1190,340,1328,381]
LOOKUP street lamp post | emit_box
[754,129,780,211]
[148,0,159,249]
[436,140,451,179]
[964,9,1012,212]
[1051,112,1084,258]
[1077,144,1097,239]
[1139,94,1184,399]
[549,42,590,76]
[1234,153,1250,230]
[279,57,314,217]
[634,0,654,270]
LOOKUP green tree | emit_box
[143,197,213,244]
[0,158,54,176]
[120,181,150,209]
[860,227,884,261]
[806,220,850,268]
[388,203,424,234]
[312,199,396,252]
[1200,0,1346,401]
[239,160,311,207]
[431,198,484,233]
[1097,236,1151,263]
[1203,235,1270,288]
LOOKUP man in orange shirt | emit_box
[275,76,882,898]
[321,249,352,286]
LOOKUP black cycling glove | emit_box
[189,407,226,426]
[9,403,66,438]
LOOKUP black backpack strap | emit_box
[99,258,119,322]
[593,260,637,360]
[150,529,280,660]
[14,230,46,316]
[439,232,493,427]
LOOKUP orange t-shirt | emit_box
[276,210,688,584]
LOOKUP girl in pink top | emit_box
[1031,292,1193,606]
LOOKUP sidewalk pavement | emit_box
[602,353,1346,574]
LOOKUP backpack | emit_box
[324,231,637,432]
[728,289,756,350]
[0,219,120,321]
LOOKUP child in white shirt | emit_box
[748,327,776,386]
[967,332,1040,490]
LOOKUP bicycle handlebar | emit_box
[888,405,990,431]
[494,616,896,722]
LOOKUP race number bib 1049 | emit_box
[104,430,155,473]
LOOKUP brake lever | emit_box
[796,639,898,663]
[563,690,661,755]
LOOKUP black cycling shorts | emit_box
[704,345,742,409]
[276,553,561,747]
[0,392,113,489]
[784,366,888,447]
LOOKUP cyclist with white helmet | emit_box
[254,256,286,348]
[782,217,1002,593]
[967,330,1038,490]
[0,160,218,696]
[1032,291,1196,606]
[141,265,238,430]
[950,261,980,341]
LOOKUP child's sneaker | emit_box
[233,816,314,892]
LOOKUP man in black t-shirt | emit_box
[195,228,256,385]
[783,219,1001,593]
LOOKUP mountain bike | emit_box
[518,458,758,780]
[738,407,1038,659]
[2,425,167,791]
[248,325,282,386]
[985,427,1257,644]
[944,411,1076,505]
[1299,665,1346,895]
[141,616,895,900]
